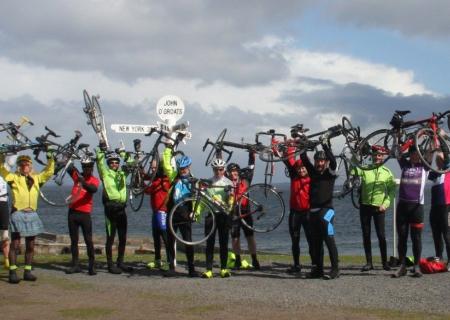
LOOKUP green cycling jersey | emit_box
[96,149,130,204]
[351,166,396,209]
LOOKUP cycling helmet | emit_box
[371,145,388,155]
[226,162,240,172]
[293,159,304,169]
[314,150,327,161]
[16,155,32,165]
[211,158,226,168]
[176,155,192,169]
[106,152,120,164]
[81,156,95,166]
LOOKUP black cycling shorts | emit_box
[397,202,424,226]
[0,201,9,230]
[231,213,254,238]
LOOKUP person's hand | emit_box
[379,205,387,213]
[99,141,107,152]
[46,146,56,160]
[319,133,330,147]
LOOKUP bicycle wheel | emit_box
[83,89,92,111]
[415,128,450,173]
[168,196,216,245]
[142,149,160,187]
[39,163,78,207]
[332,155,351,199]
[350,181,361,210]
[342,116,361,152]
[239,183,285,233]
[355,129,392,170]
[204,129,227,166]
[90,95,105,134]
[128,168,145,212]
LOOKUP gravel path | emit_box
[3,259,447,320]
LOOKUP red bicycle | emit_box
[355,110,450,173]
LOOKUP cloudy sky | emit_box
[1,0,450,181]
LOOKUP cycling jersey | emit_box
[0,176,7,202]
[207,176,233,209]
[68,169,100,214]
[96,149,128,204]
[352,166,396,208]
[429,171,450,205]
[0,157,54,211]
[398,158,428,204]
[145,175,171,212]
[284,157,310,212]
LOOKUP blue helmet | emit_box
[176,155,192,169]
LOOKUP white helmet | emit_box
[211,158,226,168]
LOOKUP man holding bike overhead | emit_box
[202,158,234,279]
[351,146,396,272]
[96,142,132,275]
[162,145,199,277]
[300,136,339,280]
[65,156,100,276]
[393,145,430,278]
[0,152,54,284]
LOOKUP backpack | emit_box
[419,257,448,274]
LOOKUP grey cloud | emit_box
[328,0,450,39]
[0,0,312,85]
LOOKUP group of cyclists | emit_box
[1,114,450,284]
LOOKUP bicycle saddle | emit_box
[394,110,410,116]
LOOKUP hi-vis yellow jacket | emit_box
[0,157,54,211]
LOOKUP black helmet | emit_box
[226,162,240,172]
[314,150,327,160]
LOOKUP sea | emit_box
[36,183,439,258]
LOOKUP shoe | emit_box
[411,267,423,278]
[163,268,177,278]
[391,265,407,278]
[307,268,324,279]
[4,258,9,269]
[65,265,82,274]
[108,264,122,275]
[286,265,301,274]
[201,270,213,279]
[240,260,251,270]
[252,259,261,270]
[88,263,97,276]
[147,260,163,270]
[220,269,231,278]
[117,262,133,272]
[360,264,374,272]
[323,269,340,280]
[188,268,200,278]
[8,270,20,284]
[382,263,391,271]
[23,270,37,281]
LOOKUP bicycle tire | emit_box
[83,89,92,110]
[90,95,105,134]
[350,184,361,210]
[129,188,144,212]
[415,128,450,174]
[355,129,391,170]
[128,167,145,211]
[39,166,80,207]
[142,149,160,188]
[239,183,285,233]
[204,129,227,166]
[168,196,216,245]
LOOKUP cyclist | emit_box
[282,146,311,274]
[392,145,429,278]
[96,143,131,274]
[65,156,100,276]
[428,151,450,265]
[0,152,54,284]
[226,149,260,270]
[163,145,199,277]
[300,138,339,280]
[351,146,396,272]
[0,175,9,269]
[144,160,172,270]
[202,158,234,279]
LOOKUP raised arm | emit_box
[0,155,14,182]
[162,147,177,182]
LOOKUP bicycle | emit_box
[168,178,285,245]
[355,110,450,173]
[202,128,286,186]
[126,121,191,212]
[83,89,110,149]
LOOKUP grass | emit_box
[59,307,115,319]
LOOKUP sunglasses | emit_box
[214,167,225,171]
[109,161,120,165]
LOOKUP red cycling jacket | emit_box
[69,171,100,214]
[145,175,171,212]
[283,147,310,212]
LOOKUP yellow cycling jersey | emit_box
[0,158,54,211]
